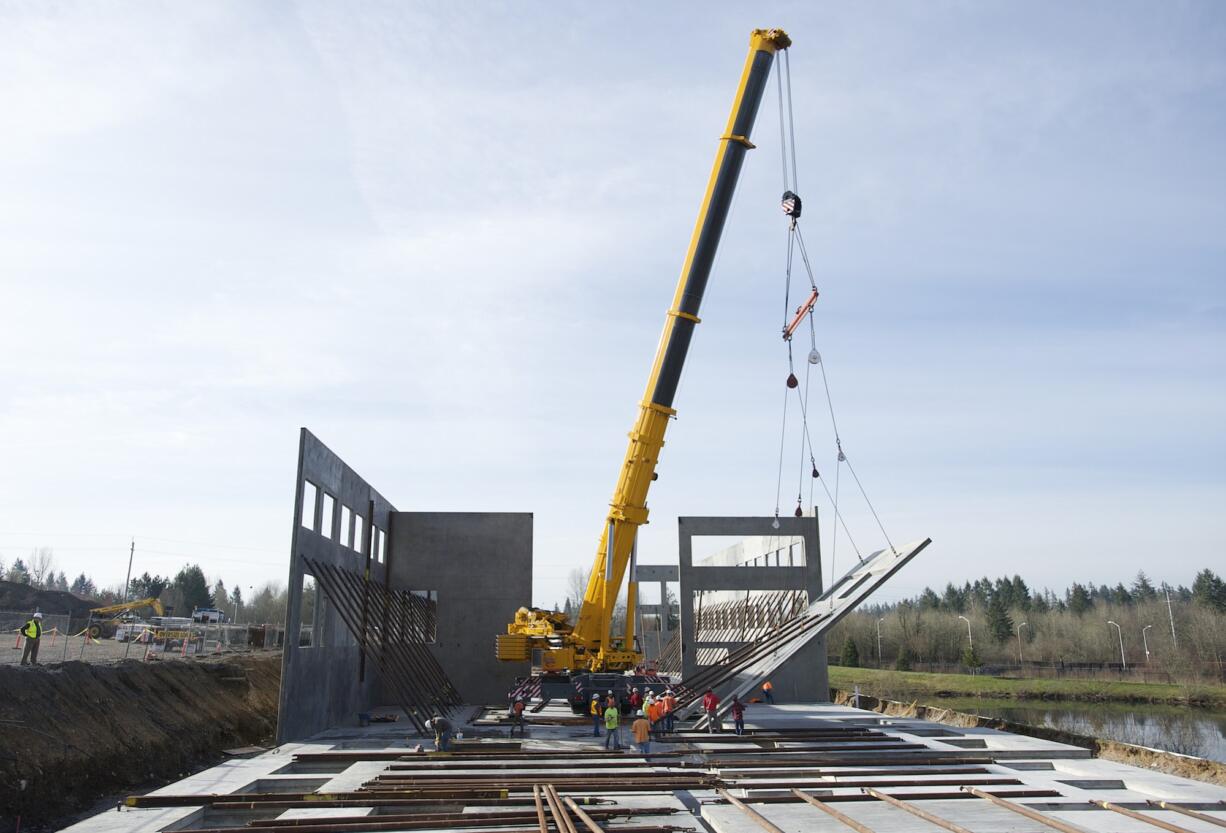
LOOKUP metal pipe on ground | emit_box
[716,788,789,833]
[542,784,578,833]
[532,786,549,833]
[791,789,877,833]
[861,787,975,833]
[1146,800,1226,829]
[961,786,1092,833]
[563,794,621,833]
[1091,799,1198,833]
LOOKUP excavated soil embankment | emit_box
[0,654,281,828]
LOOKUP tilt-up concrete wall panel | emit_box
[678,514,828,702]
[387,512,533,706]
[277,428,397,743]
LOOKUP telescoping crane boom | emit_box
[497,28,792,681]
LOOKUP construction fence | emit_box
[2,610,286,666]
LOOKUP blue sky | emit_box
[0,2,1222,608]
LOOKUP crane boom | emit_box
[498,28,791,675]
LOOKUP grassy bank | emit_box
[828,665,1226,708]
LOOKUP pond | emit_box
[934,697,1226,763]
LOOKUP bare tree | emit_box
[28,547,55,588]
[566,567,589,615]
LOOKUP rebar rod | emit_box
[791,789,877,833]
[861,787,975,833]
[961,786,1092,833]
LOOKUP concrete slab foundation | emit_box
[68,700,1226,833]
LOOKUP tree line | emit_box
[1,548,309,626]
[830,568,1226,677]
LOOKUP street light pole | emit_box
[958,615,973,650]
[877,617,884,668]
[1142,624,1153,663]
[1107,620,1126,670]
[1017,621,1028,665]
[1164,586,1177,649]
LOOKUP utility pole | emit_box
[877,617,884,668]
[1107,620,1126,670]
[1142,624,1153,663]
[1165,586,1178,649]
[1017,621,1028,665]
[122,538,135,604]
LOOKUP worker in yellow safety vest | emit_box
[20,612,44,666]
[589,694,602,737]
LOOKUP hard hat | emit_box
[33,612,43,619]
[591,694,599,699]
[636,710,644,716]
[607,690,613,695]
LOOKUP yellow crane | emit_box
[497,28,791,700]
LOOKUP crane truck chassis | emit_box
[496,28,792,709]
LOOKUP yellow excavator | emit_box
[87,596,165,639]
[496,28,791,708]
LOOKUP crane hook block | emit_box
[782,190,802,219]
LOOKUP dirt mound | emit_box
[0,654,281,827]
[0,579,97,618]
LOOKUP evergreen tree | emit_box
[53,571,69,591]
[894,644,913,672]
[129,572,169,600]
[840,636,860,668]
[1132,571,1157,602]
[993,577,1014,609]
[1112,583,1133,605]
[172,565,213,613]
[918,588,941,610]
[5,558,30,584]
[987,592,1014,644]
[941,583,967,613]
[70,573,97,597]
[1191,569,1226,613]
[1011,575,1032,611]
[960,644,981,669]
[1067,583,1093,615]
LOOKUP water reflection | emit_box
[940,698,1226,763]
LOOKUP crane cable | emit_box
[769,50,896,589]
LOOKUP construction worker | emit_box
[509,697,527,737]
[589,694,602,737]
[631,709,651,754]
[628,687,643,711]
[701,688,721,734]
[19,612,43,666]
[730,694,747,736]
[762,680,774,704]
[603,701,622,750]
[662,689,677,733]
[425,716,453,752]
[605,689,617,712]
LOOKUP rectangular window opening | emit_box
[301,481,318,530]
[321,494,336,541]
[299,573,317,647]
[353,514,364,555]
[340,505,352,549]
